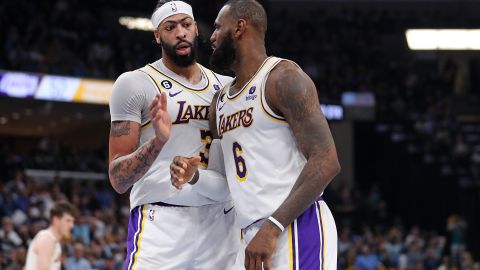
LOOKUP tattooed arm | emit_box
[244,61,341,269]
[109,93,171,194]
[267,62,340,229]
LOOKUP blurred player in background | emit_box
[108,0,238,269]
[24,201,76,270]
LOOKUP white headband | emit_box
[151,1,194,29]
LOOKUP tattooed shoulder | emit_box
[266,61,320,119]
[110,121,132,137]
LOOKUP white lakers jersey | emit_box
[216,57,307,228]
[25,229,61,270]
[110,59,231,208]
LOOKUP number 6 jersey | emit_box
[110,59,231,209]
[216,57,307,228]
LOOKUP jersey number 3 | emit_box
[233,142,248,181]
[199,130,212,167]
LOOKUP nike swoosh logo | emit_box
[223,206,234,215]
[169,90,183,97]
[218,103,226,111]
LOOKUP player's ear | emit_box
[51,215,59,225]
[154,29,161,44]
[234,19,247,38]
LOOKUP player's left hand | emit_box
[170,156,201,189]
[244,220,282,270]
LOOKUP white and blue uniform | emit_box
[216,57,338,270]
[110,59,238,270]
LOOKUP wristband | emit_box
[268,216,285,232]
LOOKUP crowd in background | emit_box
[0,146,128,269]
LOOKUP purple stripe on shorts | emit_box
[124,206,141,270]
[296,203,321,270]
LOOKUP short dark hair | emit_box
[50,201,77,219]
[225,0,267,34]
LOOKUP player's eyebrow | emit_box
[162,16,192,25]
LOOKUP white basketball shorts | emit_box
[124,200,239,270]
[231,199,337,270]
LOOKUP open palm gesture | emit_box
[149,92,172,143]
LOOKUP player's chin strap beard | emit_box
[158,36,199,67]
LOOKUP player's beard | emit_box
[160,36,198,67]
[210,32,236,71]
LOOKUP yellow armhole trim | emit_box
[259,59,287,123]
[139,69,162,94]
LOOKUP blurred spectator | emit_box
[333,185,359,226]
[437,256,451,270]
[5,247,26,270]
[447,215,468,262]
[354,244,380,270]
[405,226,424,249]
[65,242,91,270]
[407,239,424,268]
[338,227,353,256]
[72,216,91,246]
[383,228,403,266]
[0,217,23,252]
[471,145,480,181]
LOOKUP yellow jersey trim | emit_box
[146,64,211,93]
[259,58,287,123]
[288,224,294,270]
[319,202,326,270]
[226,57,273,101]
[139,69,162,94]
[141,121,151,130]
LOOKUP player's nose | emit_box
[175,25,187,40]
[210,32,217,46]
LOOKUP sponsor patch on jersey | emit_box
[246,86,257,101]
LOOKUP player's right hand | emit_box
[149,92,172,144]
[170,156,201,189]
